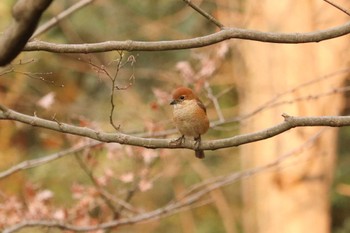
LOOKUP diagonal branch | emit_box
[74,154,121,217]
[0,141,100,179]
[0,0,52,66]
[323,0,350,17]
[182,0,224,29]
[3,130,323,233]
[31,0,94,38]
[23,21,350,53]
[0,104,350,151]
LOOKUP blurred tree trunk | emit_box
[228,0,350,233]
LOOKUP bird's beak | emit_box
[170,99,177,105]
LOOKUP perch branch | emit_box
[0,104,349,151]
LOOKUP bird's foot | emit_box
[170,135,185,146]
[194,135,201,149]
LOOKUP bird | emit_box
[170,87,209,159]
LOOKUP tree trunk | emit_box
[237,1,350,233]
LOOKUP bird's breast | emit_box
[172,100,209,137]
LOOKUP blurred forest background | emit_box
[0,0,349,233]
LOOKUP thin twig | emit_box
[0,69,349,151]
[323,0,350,17]
[178,129,325,202]
[108,52,124,131]
[182,0,224,29]
[13,70,64,87]
[74,153,121,218]
[204,81,225,123]
[87,69,350,138]
[87,53,136,131]
[269,86,350,109]
[0,67,14,77]
[235,67,350,122]
[31,0,94,38]
[3,131,324,233]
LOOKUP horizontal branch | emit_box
[0,105,350,151]
[24,21,350,53]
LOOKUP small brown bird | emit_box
[170,87,209,158]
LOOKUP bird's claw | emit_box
[170,135,185,146]
[194,135,201,149]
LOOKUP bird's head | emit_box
[170,87,197,106]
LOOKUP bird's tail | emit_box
[195,150,205,159]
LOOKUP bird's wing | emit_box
[196,100,207,113]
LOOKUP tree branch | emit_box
[0,141,101,179]
[323,0,350,17]
[0,0,52,66]
[74,153,121,217]
[31,0,94,38]
[0,104,349,151]
[182,0,224,29]
[23,21,350,53]
[3,130,323,233]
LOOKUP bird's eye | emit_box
[179,95,185,100]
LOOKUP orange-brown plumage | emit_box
[170,87,209,158]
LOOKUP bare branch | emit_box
[323,0,350,17]
[232,68,350,123]
[23,21,350,53]
[3,130,323,233]
[31,0,94,38]
[0,141,100,179]
[182,0,224,29]
[269,85,350,109]
[0,0,52,66]
[74,154,121,217]
[109,52,124,131]
[204,81,225,123]
[0,104,349,152]
[126,67,350,138]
